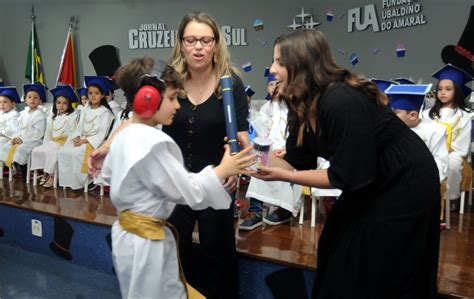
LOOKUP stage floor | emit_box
[0,177,472,298]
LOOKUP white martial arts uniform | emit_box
[0,107,46,165]
[246,100,302,213]
[58,105,113,189]
[30,112,77,174]
[0,109,19,147]
[102,123,231,299]
[423,108,472,200]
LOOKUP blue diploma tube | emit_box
[220,75,240,154]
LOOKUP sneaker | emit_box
[87,182,97,191]
[263,208,292,225]
[239,212,263,230]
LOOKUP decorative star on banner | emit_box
[288,6,321,30]
[336,48,346,55]
[370,48,380,54]
[287,18,302,30]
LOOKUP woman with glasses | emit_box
[163,11,249,299]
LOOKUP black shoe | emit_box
[87,182,97,191]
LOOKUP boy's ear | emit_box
[409,110,419,120]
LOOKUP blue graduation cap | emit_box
[77,87,87,97]
[371,79,397,93]
[267,74,276,83]
[385,84,432,111]
[432,64,473,96]
[23,83,47,102]
[245,85,255,97]
[84,76,110,95]
[51,85,80,103]
[0,86,21,103]
[394,78,415,85]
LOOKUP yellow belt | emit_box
[5,144,18,168]
[53,136,68,146]
[81,143,94,174]
[119,210,205,299]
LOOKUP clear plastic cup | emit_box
[250,137,272,171]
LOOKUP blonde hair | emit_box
[169,11,239,98]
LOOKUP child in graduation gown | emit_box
[100,56,254,298]
[30,85,78,187]
[57,76,114,190]
[0,83,47,180]
[0,86,20,147]
[422,64,473,209]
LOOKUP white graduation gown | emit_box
[411,120,449,182]
[0,109,19,146]
[422,108,472,200]
[246,100,303,213]
[102,123,231,299]
[0,107,46,165]
[109,100,124,116]
[30,112,77,174]
[58,105,113,189]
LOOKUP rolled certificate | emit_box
[220,75,240,154]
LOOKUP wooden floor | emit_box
[0,177,473,298]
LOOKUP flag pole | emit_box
[31,5,35,83]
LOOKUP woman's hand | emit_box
[273,149,286,158]
[252,165,292,182]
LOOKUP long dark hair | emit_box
[274,30,388,146]
[52,96,75,120]
[428,81,470,119]
[88,83,113,114]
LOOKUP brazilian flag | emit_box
[25,22,45,83]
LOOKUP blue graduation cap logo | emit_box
[253,19,264,31]
[326,10,334,22]
[350,52,359,65]
[242,62,252,73]
[432,63,473,96]
[396,43,406,58]
[245,85,255,97]
[264,67,270,78]
[385,84,432,111]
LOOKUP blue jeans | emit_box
[249,197,263,213]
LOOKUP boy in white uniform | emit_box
[0,87,20,147]
[100,57,254,298]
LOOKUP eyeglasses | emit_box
[182,36,215,47]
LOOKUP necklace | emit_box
[52,116,67,132]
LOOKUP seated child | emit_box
[57,76,114,190]
[388,83,449,183]
[422,64,472,210]
[100,56,254,298]
[0,83,47,180]
[30,85,78,187]
[0,86,20,147]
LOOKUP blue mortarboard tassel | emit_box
[396,43,406,58]
[253,19,264,31]
[350,52,359,65]
[242,62,252,73]
[326,10,334,22]
[385,84,431,111]
[245,85,255,97]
